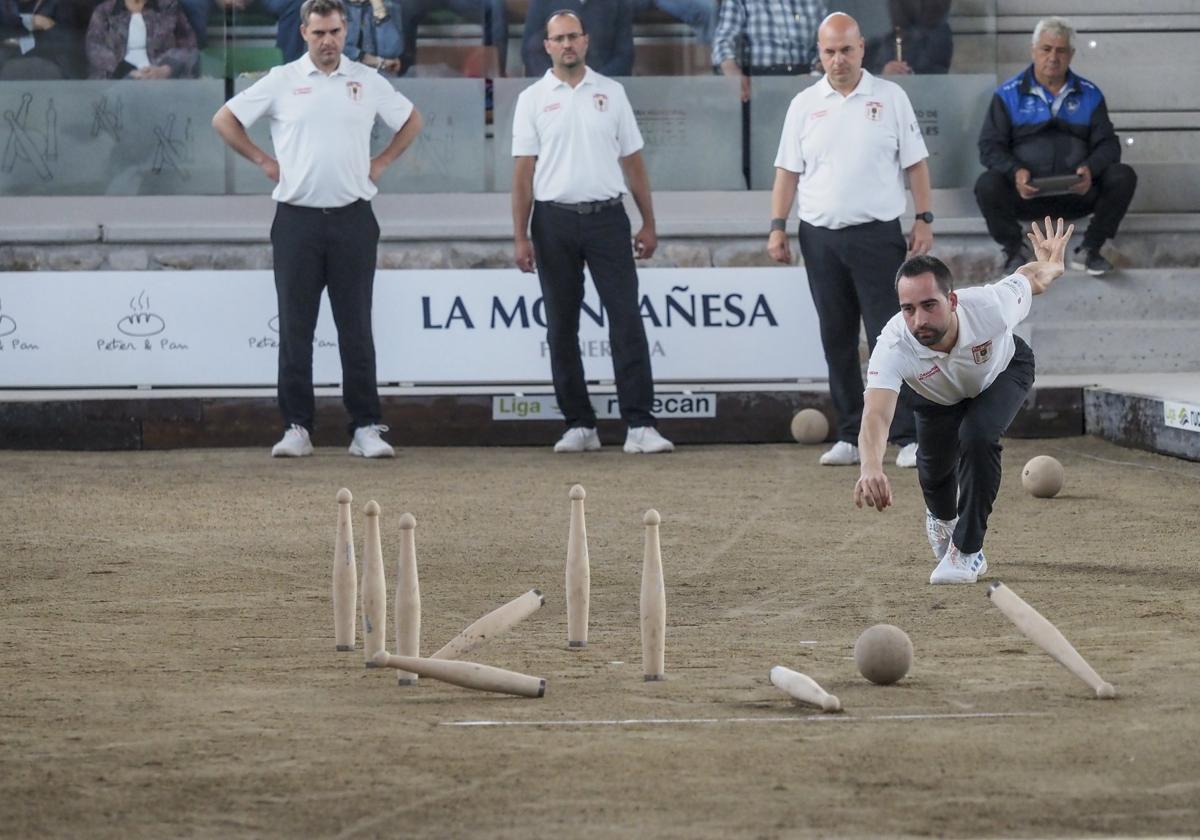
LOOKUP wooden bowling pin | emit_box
[372,651,545,698]
[394,513,420,685]
[332,488,356,651]
[361,500,387,667]
[769,666,841,712]
[565,484,590,649]
[640,509,666,681]
[987,582,1115,699]
[431,589,545,661]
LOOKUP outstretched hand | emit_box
[1020,216,1074,295]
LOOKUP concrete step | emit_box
[1022,269,1200,374]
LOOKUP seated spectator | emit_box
[864,0,951,76]
[712,0,826,102]
[343,0,400,72]
[975,16,1136,276]
[522,0,631,77]
[85,0,197,77]
[632,0,715,44]
[262,0,301,61]
[176,0,250,49]
[400,0,507,77]
[1,0,78,77]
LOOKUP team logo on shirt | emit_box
[1065,97,1080,112]
[346,81,363,102]
[865,100,883,121]
[593,93,608,112]
[918,363,942,382]
[972,341,993,365]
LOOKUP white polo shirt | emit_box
[227,53,415,208]
[866,273,1033,406]
[774,70,928,229]
[512,68,643,203]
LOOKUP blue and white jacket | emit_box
[977,64,1122,179]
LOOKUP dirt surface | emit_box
[2,436,1199,838]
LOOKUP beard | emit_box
[912,326,945,347]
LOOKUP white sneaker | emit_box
[925,509,957,561]
[553,427,601,453]
[349,424,395,458]
[624,426,674,454]
[271,424,313,457]
[895,442,918,468]
[819,441,859,466]
[929,544,988,585]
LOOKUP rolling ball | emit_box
[790,408,829,444]
[854,624,913,685]
[1022,455,1064,498]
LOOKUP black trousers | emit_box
[530,201,656,429]
[270,200,382,437]
[797,218,916,445]
[913,336,1036,554]
[974,164,1137,254]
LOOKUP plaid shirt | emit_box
[712,0,827,70]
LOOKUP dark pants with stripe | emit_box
[797,218,916,445]
[974,164,1137,254]
[530,201,656,429]
[913,336,1036,554]
[271,199,382,437]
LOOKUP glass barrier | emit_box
[230,76,485,193]
[0,80,227,194]
[1,0,1010,195]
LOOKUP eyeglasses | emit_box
[547,32,585,44]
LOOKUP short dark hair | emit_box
[300,0,346,25]
[895,254,954,295]
[545,9,586,38]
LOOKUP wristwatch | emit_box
[914,211,934,224]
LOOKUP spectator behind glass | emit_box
[0,0,80,77]
[177,0,251,49]
[863,0,952,76]
[522,0,632,77]
[712,0,827,103]
[263,0,301,61]
[631,0,715,44]
[343,0,401,72]
[85,0,197,77]
[400,1,507,77]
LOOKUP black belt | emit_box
[543,197,623,215]
[281,198,368,215]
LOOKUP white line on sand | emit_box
[443,712,1052,728]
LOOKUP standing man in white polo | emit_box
[212,0,423,458]
[511,9,673,455]
[854,218,1072,584]
[768,12,933,469]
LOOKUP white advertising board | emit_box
[0,268,824,387]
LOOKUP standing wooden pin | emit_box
[640,509,666,681]
[394,513,421,685]
[565,484,590,649]
[332,488,357,651]
[361,500,387,667]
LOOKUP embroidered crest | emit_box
[972,341,993,365]
[593,93,608,112]
[346,81,363,102]
[865,100,883,121]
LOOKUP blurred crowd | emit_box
[0,0,954,81]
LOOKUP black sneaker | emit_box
[1070,247,1114,276]
[1002,245,1030,275]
